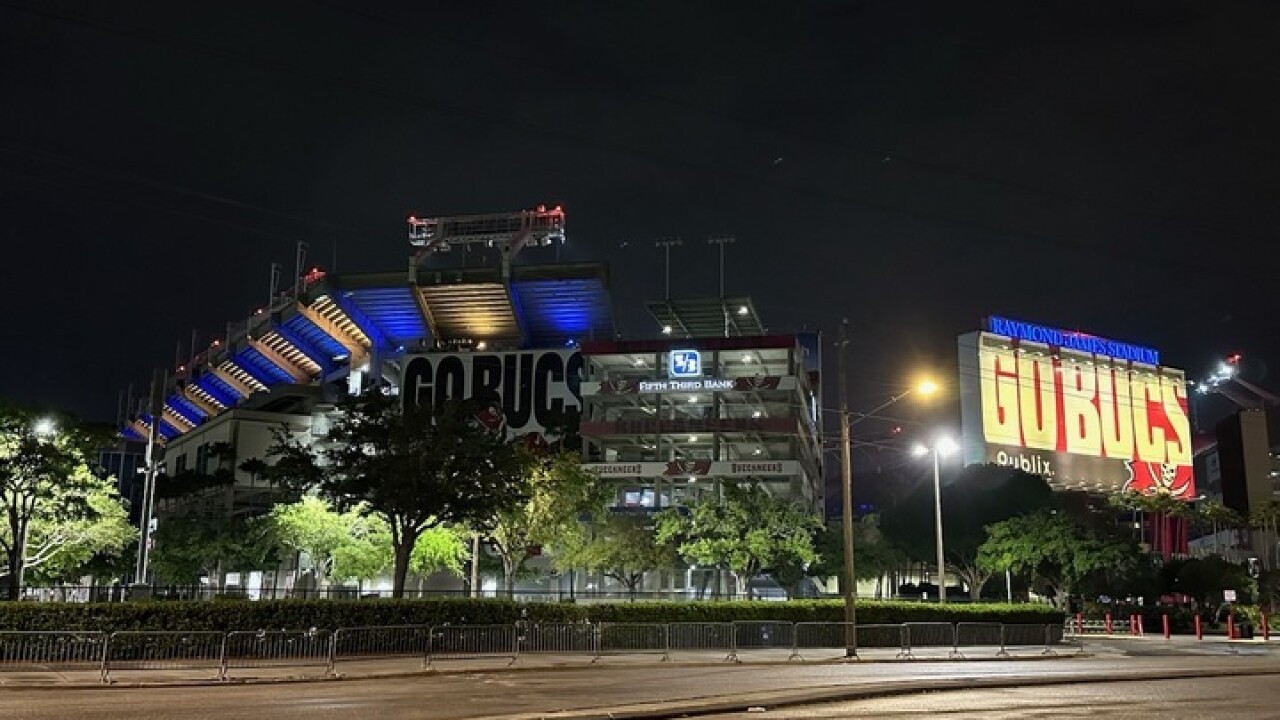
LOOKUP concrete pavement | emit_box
[0,635,1274,712]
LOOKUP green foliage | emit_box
[0,598,1064,632]
[409,525,469,578]
[809,517,904,588]
[269,496,352,580]
[269,495,468,584]
[881,464,1052,599]
[1164,556,1256,606]
[560,513,682,599]
[23,488,135,584]
[978,509,1138,604]
[151,511,278,585]
[655,483,821,598]
[0,409,136,598]
[267,392,527,597]
[485,451,605,596]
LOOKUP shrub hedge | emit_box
[0,598,1064,633]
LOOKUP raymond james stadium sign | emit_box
[986,316,1160,365]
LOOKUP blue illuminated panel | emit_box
[986,316,1160,365]
[511,278,611,346]
[196,373,242,406]
[233,348,295,386]
[344,286,428,346]
[282,314,351,363]
[166,394,206,425]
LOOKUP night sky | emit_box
[3,1,1278,443]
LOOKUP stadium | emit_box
[121,206,825,599]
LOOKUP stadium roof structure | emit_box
[644,296,766,338]
[123,262,613,444]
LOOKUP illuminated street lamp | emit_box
[32,418,56,438]
[836,320,939,657]
[912,436,958,603]
[848,379,939,429]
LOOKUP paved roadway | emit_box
[2,651,1279,720]
[701,675,1280,719]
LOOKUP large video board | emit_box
[959,317,1194,498]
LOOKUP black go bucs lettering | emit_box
[402,351,584,437]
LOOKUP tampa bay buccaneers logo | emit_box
[1124,460,1194,498]
[664,459,712,476]
[472,400,507,435]
[734,376,781,391]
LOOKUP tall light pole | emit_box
[837,320,857,658]
[837,323,939,656]
[913,436,957,603]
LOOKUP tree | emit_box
[1249,500,1280,571]
[268,391,527,597]
[269,495,353,589]
[808,516,903,594]
[485,451,604,597]
[655,483,821,599]
[1189,499,1243,556]
[978,509,1137,606]
[22,487,135,585]
[151,510,278,589]
[881,464,1053,600]
[0,409,136,599]
[560,513,681,600]
[1166,556,1255,608]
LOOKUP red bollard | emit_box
[1194,614,1203,640]
[1105,612,1113,634]
[1137,616,1145,637]
[1162,613,1170,639]
[1076,613,1083,635]
[1263,615,1270,641]
[1228,614,1236,640]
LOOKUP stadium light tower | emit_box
[913,436,958,603]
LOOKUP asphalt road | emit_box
[2,655,1278,719]
[702,675,1280,719]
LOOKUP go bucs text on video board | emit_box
[959,318,1193,498]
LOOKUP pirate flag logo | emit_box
[1124,459,1193,498]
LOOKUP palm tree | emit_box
[1249,500,1280,571]
[1191,500,1242,557]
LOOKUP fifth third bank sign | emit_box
[958,317,1194,498]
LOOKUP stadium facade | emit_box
[124,207,824,598]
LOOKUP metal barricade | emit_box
[901,623,958,659]
[427,624,517,667]
[102,631,225,683]
[666,622,736,662]
[1000,623,1049,654]
[222,629,334,678]
[520,623,598,656]
[595,623,668,662]
[956,622,1006,658]
[332,625,433,672]
[791,622,856,660]
[731,621,795,662]
[0,631,107,673]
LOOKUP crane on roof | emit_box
[407,205,565,281]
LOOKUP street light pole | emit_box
[914,436,955,603]
[931,447,947,604]
[838,319,858,658]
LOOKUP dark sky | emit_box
[2,1,1278,436]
